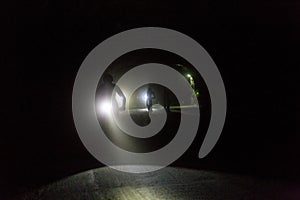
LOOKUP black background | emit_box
[3,0,300,198]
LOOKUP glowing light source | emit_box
[186,74,191,78]
[98,100,112,115]
[143,93,148,101]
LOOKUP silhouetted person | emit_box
[146,87,155,112]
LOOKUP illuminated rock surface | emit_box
[16,167,299,200]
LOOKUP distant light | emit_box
[98,100,112,115]
[186,74,191,78]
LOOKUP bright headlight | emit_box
[98,100,112,115]
[143,93,148,101]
